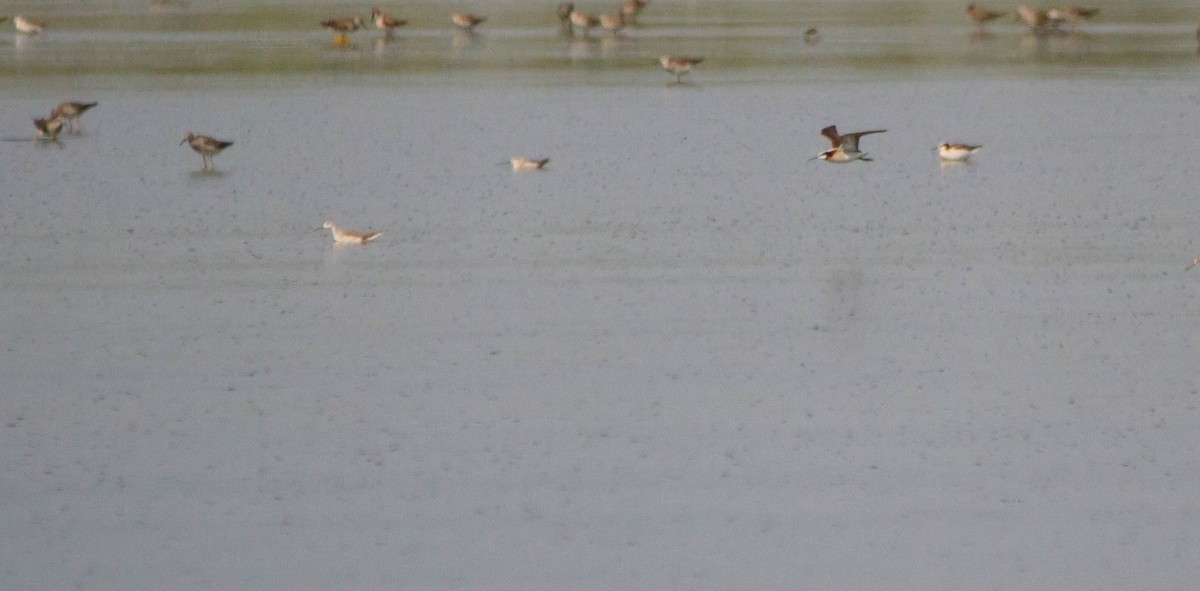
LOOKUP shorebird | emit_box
[320,221,382,245]
[180,132,233,171]
[620,0,648,24]
[936,143,981,162]
[1049,5,1098,29]
[1017,5,1062,33]
[50,101,98,134]
[451,12,485,32]
[810,125,886,163]
[321,16,365,45]
[1058,6,1099,23]
[371,7,407,34]
[965,4,1006,26]
[14,15,45,34]
[33,117,65,141]
[557,3,575,29]
[659,55,703,82]
[803,27,821,45]
[1187,257,1200,271]
[510,157,550,171]
[599,12,625,36]
[568,9,599,36]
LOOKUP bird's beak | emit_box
[179,138,187,145]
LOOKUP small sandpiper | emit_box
[557,3,575,30]
[33,117,65,141]
[321,221,382,245]
[568,9,599,36]
[965,4,1006,26]
[936,143,981,162]
[451,12,485,32]
[810,125,886,163]
[1017,5,1062,33]
[599,12,625,37]
[14,15,45,34]
[1187,257,1200,271]
[371,7,407,35]
[803,27,820,45]
[510,157,550,171]
[620,0,648,24]
[50,101,98,134]
[1057,6,1099,23]
[659,55,703,82]
[180,132,233,172]
[321,16,365,45]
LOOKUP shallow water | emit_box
[2,1,1200,589]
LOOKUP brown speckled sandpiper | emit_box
[180,132,234,171]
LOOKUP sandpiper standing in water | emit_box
[371,7,406,35]
[1017,5,1062,33]
[599,12,625,37]
[568,9,599,36]
[50,101,98,134]
[33,117,65,141]
[14,15,45,34]
[810,125,886,163]
[320,221,383,245]
[451,12,486,32]
[557,3,575,31]
[321,16,365,45]
[659,55,703,83]
[620,0,648,24]
[180,132,234,172]
[965,4,1006,27]
[936,143,981,162]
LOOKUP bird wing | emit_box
[840,129,885,152]
[819,125,841,148]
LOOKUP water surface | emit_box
[2,1,1200,589]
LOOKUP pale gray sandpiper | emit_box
[810,125,886,163]
[451,12,485,32]
[510,157,550,171]
[180,132,233,172]
[659,55,703,82]
[320,221,382,245]
[1187,257,1200,271]
[50,101,98,134]
[14,15,45,34]
[568,9,599,36]
[599,12,625,36]
[965,4,1005,26]
[33,117,65,141]
[321,16,365,45]
[371,7,407,34]
[936,142,981,162]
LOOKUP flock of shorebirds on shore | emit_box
[9,4,1200,253]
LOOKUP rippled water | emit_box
[3,1,1200,589]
